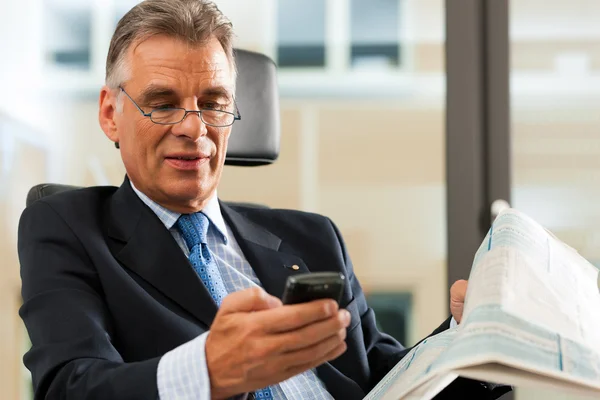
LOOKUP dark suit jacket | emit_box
[18,179,509,399]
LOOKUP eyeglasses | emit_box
[118,86,241,127]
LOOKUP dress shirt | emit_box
[130,184,333,400]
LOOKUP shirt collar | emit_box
[129,181,229,244]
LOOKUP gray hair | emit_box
[105,0,236,89]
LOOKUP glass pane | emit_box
[350,0,400,69]
[366,292,412,344]
[511,2,600,398]
[43,0,91,70]
[221,0,447,346]
[0,116,49,400]
[277,0,326,67]
[511,0,600,267]
[114,0,142,27]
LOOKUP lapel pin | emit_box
[285,264,300,271]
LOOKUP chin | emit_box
[168,180,214,202]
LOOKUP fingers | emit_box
[258,299,340,333]
[262,309,351,353]
[207,295,350,395]
[253,328,348,381]
[220,287,282,314]
[282,339,348,375]
[243,340,348,393]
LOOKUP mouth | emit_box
[164,154,210,170]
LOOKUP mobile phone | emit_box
[281,272,345,305]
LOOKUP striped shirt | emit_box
[130,184,333,400]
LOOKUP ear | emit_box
[98,86,120,148]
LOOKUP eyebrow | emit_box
[202,87,234,101]
[138,85,178,104]
[138,84,234,104]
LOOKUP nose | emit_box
[170,110,208,141]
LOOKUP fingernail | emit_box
[342,309,351,324]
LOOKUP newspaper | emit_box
[364,209,600,400]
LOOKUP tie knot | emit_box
[176,212,210,250]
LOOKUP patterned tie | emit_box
[176,213,228,305]
[176,213,274,399]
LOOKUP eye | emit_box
[202,102,220,110]
[202,101,231,111]
[153,104,176,110]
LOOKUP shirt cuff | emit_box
[450,317,458,329]
[157,331,211,400]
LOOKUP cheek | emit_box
[215,129,231,158]
[132,123,166,161]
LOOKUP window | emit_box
[366,293,412,344]
[114,0,141,28]
[277,0,326,68]
[43,0,92,70]
[350,0,400,69]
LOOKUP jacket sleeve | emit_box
[18,200,160,400]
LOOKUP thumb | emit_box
[450,279,468,323]
[450,279,468,302]
[220,287,282,314]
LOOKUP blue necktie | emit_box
[176,213,273,399]
[176,213,228,305]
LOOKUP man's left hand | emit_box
[450,280,468,324]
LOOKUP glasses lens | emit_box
[151,108,186,124]
[202,110,235,127]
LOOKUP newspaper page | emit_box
[364,209,600,399]
[363,328,460,400]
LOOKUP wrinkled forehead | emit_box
[125,35,235,97]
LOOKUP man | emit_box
[18,1,508,399]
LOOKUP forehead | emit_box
[126,35,234,95]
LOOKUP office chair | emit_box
[26,49,280,207]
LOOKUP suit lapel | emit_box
[221,204,366,399]
[107,179,218,328]
[107,188,365,396]
[220,203,309,298]
[316,364,366,400]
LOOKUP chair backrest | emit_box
[227,49,280,166]
[26,184,80,208]
[26,49,279,207]
[26,183,267,209]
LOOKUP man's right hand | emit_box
[205,287,351,399]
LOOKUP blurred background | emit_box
[1,0,599,399]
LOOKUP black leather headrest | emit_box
[26,183,269,209]
[26,184,81,207]
[227,49,280,166]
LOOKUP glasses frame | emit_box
[118,86,241,127]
